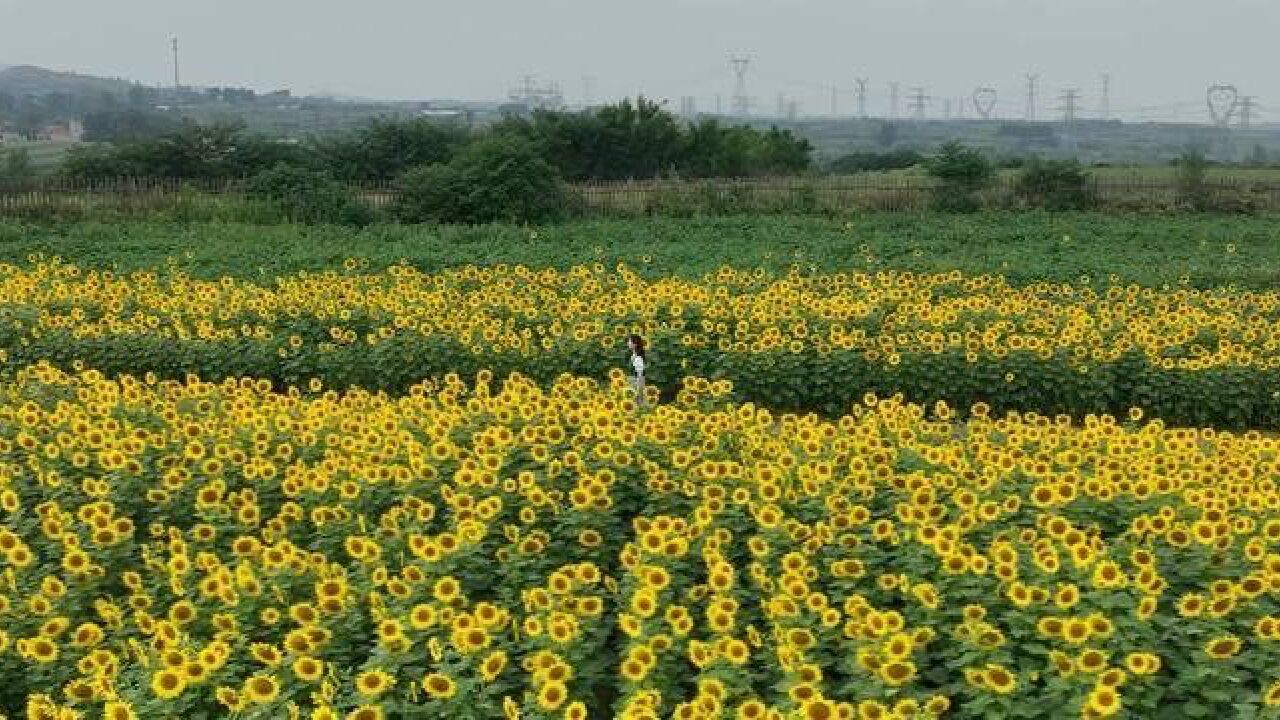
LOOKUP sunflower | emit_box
[150,668,185,700]
[422,673,456,699]
[292,655,324,683]
[244,674,280,704]
[1204,635,1242,660]
[346,706,384,720]
[1086,685,1121,716]
[355,669,394,698]
[538,680,568,711]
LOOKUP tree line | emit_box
[44,98,812,224]
[58,97,812,184]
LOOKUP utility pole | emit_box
[855,78,869,118]
[1100,73,1111,120]
[171,36,180,89]
[1025,73,1039,121]
[907,87,929,120]
[1059,88,1080,124]
[890,82,900,119]
[730,55,751,116]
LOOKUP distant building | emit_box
[36,119,84,142]
[507,76,564,112]
[419,108,465,119]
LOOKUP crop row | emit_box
[1,261,1279,427]
[2,365,1280,718]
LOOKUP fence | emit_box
[3,174,1280,217]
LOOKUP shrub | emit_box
[925,141,994,212]
[826,149,922,174]
[393,136,568,224]
[244,164,373,225]
[1014,158,1096,210]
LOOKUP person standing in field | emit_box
[627,333,648,407]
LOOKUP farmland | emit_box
[1,213,1280,719]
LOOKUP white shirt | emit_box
[632,354,646,377]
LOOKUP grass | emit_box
[1,139,82,172]
[0,212,1276,287]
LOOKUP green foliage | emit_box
[309,117,469,182]
[1175,150,1211,211]
[0,147,34,182]
[495,99,812,181]
[826,149,922,174]
[1014,158,1096,210]
[3,213,1279,288]
[244,164,372,225]
[81,108,184,143]
[925,141,994,212]
[393,135,568,224]
[61,121,307,180]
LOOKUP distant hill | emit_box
[0,65,135,98]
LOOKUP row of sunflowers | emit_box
[1,260,1279,426]
[1,363,1279,719]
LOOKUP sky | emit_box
[0,0,1275,122]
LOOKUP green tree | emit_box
[244,164,372,225]
[393,135,568,224]
[0,148,34,182]
[1014,158,1095,210]
[311,118,469,183]
[925,141,994,212]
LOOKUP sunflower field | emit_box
[0,356,1279,719]
[2,260,1280,427]
[2,249,1280,720]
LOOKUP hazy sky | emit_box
[1,0,1274,122]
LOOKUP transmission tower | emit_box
[855,78,869,118]
[1100,73,1111,120]
[907,87,929,120]
[171,36,180,89]
[1025,74,1039,121]
[1059,88,1080,124]
[890,82,900,119]
[730,55,751,116]
[1239,96,1258,128]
